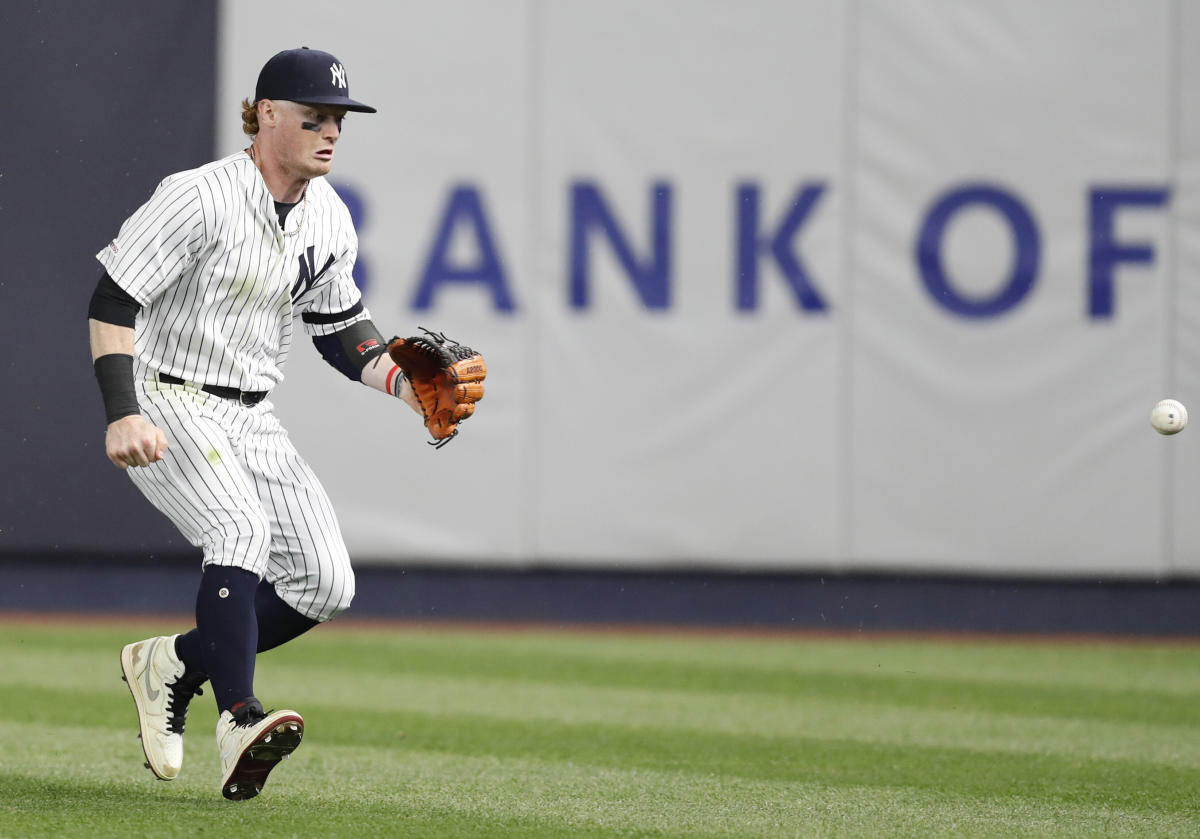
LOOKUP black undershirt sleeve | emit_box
[87,272,141,327]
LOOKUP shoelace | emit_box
[164,672,207,735]
[229,699,274,729]
[236,711,269,728]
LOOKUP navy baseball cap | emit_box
[255,47,376,113]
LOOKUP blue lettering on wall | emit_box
[1087,187,1170,318]
[331,181,369,294]
[569,181,672,309]
[735,183,829,312]
[352,178,1172,319]
[916,184,1040,318]
[413,185,516,312]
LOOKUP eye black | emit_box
[301,114,343,132]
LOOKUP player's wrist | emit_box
[360,354,405,397]
[93,353,141,424]
[385,365,405,398]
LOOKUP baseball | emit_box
[1151,399,1188,435]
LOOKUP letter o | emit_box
[915,185,1040,318]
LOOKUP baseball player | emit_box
[87,48,478,800]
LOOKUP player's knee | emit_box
[320,568,355,621]
[285,552,354,623]
[205,512,271,574]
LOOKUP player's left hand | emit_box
[387,329,486,448]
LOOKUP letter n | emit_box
[569,182,672,309]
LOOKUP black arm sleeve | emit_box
[312,319,388,381]
[88,272,141,327]
[93,353,140,423]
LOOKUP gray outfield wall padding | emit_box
[2,1,216,553]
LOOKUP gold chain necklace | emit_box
[247,146,307,236]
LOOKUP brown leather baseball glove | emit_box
[387,329,486,448]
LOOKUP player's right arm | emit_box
[88,274,168,470]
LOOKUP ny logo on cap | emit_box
[330,63,347,89]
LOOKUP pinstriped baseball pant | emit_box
[128,378,354,622]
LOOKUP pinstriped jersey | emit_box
[97,151,369,391]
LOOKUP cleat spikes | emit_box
[218,707,303,799]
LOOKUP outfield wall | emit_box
[218,1,1200,577]
[6,2,1200,582]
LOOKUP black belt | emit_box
[158,372,269,406]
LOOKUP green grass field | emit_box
[2,618,1199,838]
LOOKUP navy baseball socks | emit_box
[175,578,319,667]
[194,566,305,799]
[194,565,260,713]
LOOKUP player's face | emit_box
[273,101,348,180]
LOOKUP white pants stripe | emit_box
[129,378,354,622]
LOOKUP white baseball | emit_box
[1151,399,1188,435]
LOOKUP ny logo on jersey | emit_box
[330,63,347,89]
[292,245,336,302]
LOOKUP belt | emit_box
[158,372,269,406]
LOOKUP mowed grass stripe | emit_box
[265,659,1200,728]
[6,630,1200,730]
[0,772,628,839]
[10,622,1200,694]
[8,658,1200,772]
[304,743,1200,839]
[294,627,1200,692]
[306,707,1200,812]
[262,667,1200,769]
[270,630,1200,700]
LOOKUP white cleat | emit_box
[119,635,206,780]
[217,700,304,801]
